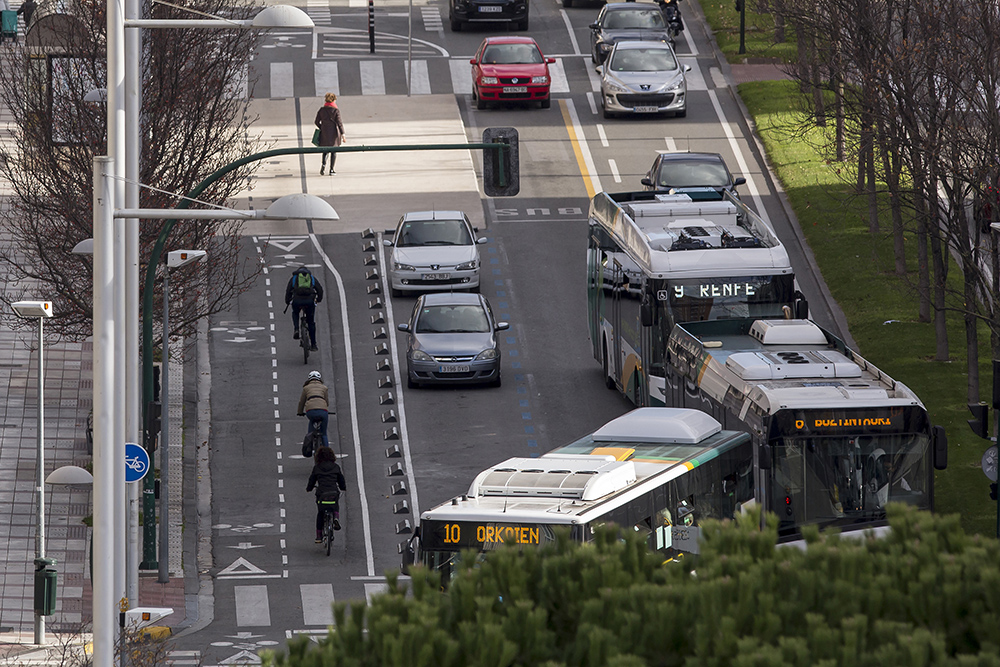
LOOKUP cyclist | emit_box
[285,266,324,351]
[306,446,346,542]
[297,370,330,449]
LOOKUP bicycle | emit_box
[319,498,339,556]
[302,414,326,458]
[298,309,310,364]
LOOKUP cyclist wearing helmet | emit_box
[285,266,324,351]
[297,370,330,448]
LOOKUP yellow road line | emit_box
[560,99,597,199]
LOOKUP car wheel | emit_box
[603,340,616,389]
[517,17,528,30]
[391,287,403,298]
[602,101,614,119]
[591,49,598,64]
[540,97,551,109]
[477,94,488,110]
[450,17,462,31]
[407,375,419,389]
[562,0,572,6]
[490,371,502,388]
[675,108,687,118]
[469,284,480,294]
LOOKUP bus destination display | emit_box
[422,520,551,550]
[779,409,905,434]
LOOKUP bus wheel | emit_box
[602,341,615,390]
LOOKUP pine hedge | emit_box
[262,506,1000,667]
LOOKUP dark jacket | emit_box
[314,105,344,147]
[307,460,346,500]
[285,269,323,306]
[16,0,35,25]
[297,378,329,415]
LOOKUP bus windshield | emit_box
[665,274,795,323]
[771,431,930,534]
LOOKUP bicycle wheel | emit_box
[324,512,334,556]
[300,317,310,364]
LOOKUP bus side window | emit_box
[676,497,695,526]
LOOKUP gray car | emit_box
[397,292,509,388]
[597,40,690,119]
[589,2,672,64]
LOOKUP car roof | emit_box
[612,40,675,51]
[605,2,662,9]
[419,292,486,306]
[483,36,539,45]
[655,152,727,164]
[401,210,467,223]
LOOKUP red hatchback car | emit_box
[470,36,555,110]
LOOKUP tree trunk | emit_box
[874,120,907,275]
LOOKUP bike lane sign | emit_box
[125,443,150,483]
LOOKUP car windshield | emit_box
[481,43,543,65]
[657,160,730,188]
[415,305,491,334]
[396,219,473,247]
[609,48,677,73]
[604,9,666,29]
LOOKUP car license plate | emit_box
[503,86,527,93]
[438,365,470,373]
[634,106,659,113]
[479,5,502,11]
[422,273,451,281]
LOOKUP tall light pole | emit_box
[11,300,54,646]
[158,249,207,584]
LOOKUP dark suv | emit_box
[450,0,529,31]
[590,2,672,64]
[641,152,747,197]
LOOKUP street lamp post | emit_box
[157,249,207,584]
[11,300,54,646]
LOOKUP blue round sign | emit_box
[124,443,150,483]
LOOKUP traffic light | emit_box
[990,483,997,501]
[968,402,990,439]
[482,127,519,197]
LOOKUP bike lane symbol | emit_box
[125,442,151,483]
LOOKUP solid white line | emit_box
[596,124,609,148]
[586,91,597,116]
[664,137,677,152]
[300,583,336,626]
[609,158,621,183]
[234,585,271,626]
[309,233,376,576]
[270,62,294,99]
[707,90,769,223]
[359,61,386,95]
[550,58,570,94]
[564,98,604,195]
[449,58,472,96]
[559,8,581,55]
[314,61,340,97]
[377,234,420,518]
[405,60,431,95]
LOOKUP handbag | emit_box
[311,128,321,146]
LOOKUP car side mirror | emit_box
[383,239,393,247]
[397,323,410,332]
[683,65,692,72]
[933,424,948,470]
[759,444,772,470]
[589,22,600,29]
[734,177,747,186]
[595,66,603,75]
[546,57,555,64]
[641,177,653,187]
[495,322,510,331]
[477,237,488,244]
[470,58,477,65]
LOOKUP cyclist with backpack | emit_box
[285,266,324,351]
[306,446,346,541]
[297,370,330,451]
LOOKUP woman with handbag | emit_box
[314,92,346,175]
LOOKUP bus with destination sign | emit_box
[408,408,755,583]
[587,189,807,406]
[664,317,948,542]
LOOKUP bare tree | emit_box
[0,0,267,342]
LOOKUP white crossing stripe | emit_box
[166,651,201,666]
[550,58,569,94]
[364,582,389,605]
[270,62,294,99]
[449,58,472,95]
[348,0,367,6]
[315,61,340,98]
[235,585,271,626]
[404,60,431,95]
[300,583,336,626]
[421,7,443,31]
[359,61,386,95]
[680,57,707,91]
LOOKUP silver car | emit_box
[597,40,691,119]
[397,292,509,388]
[384,211,487,297]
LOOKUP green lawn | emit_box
[699,4,997,536]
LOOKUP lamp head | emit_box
[46,465,94,486]
[12,300,53,319]
[166,250,207,268]
[251,5,314,27]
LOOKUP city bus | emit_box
[588,189,808,406]
[409,408,754,583]
[664,317,948,542]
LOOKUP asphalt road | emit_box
[170,1,848,663]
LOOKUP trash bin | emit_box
[33,557,57,616]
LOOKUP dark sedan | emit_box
[590,2,672,64]
[397,292,509,388]
[641,152,747,196]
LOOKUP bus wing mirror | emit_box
[794,292,808,319]
[640,301,653,327]
[759,443,772,470]
[933,424,948,470]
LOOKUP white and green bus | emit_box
[587,189,807,406]
[410,408,754,582]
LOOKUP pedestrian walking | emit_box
[314,92,346,176]
[16,0,34,27]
